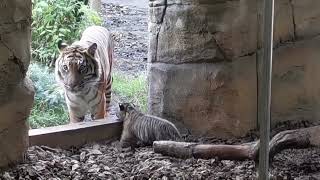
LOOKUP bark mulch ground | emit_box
[1,121,320,180]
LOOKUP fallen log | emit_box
[268,126,320,159]
[153,125,320,161]
[153,141,258,160]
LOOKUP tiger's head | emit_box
[116,103,136,121]
[55,40,100,92]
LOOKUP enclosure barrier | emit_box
[29,118,122,149]
[258,0,274,179]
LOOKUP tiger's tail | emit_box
[105,40,114,113]
[105,75,112,112]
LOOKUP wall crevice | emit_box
[154,0,167,63]
[289,0,297,39]
[210,32,230,61]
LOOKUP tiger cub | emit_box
[55,26,114,123]
[116,103,182,148]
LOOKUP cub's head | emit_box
[55,40,99,92]
[116,103,136,121]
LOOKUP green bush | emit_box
[31,0,102,66]
[27,63,68,128]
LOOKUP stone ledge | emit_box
[29,118,123,149]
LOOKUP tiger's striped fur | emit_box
[55,26,113,123]
[116,103,182,148]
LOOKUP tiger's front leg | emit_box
[68,106,86,123]
[120,130,137,148]
[90,95,107,120]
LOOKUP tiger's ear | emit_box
[87,43,97,56]
[58,40,68,52]
[119,103,125,111]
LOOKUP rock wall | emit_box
[0,0,34,167]
[148,0,320,137]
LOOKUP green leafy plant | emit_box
[27,63,68,128]
[31,0,102,66]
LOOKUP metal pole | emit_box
[258,0,274,179]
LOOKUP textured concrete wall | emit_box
[148,0,320,137]
[0,0,34,167]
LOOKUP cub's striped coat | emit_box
[55,26,113,123]
[116,103,182,148]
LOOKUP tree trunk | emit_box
[153,126,320,161]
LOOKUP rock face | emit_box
[271,37,320,124]
[148,57,257,137]
[0,0,34,167]
[148,0,320,137]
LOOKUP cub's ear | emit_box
[58,40,68,52]
[87,43,97,56]
[119,103,125,111]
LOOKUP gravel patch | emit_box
[102,2,148,76]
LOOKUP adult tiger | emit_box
[55,26,113,123]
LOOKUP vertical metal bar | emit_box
[258,0,274,179]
